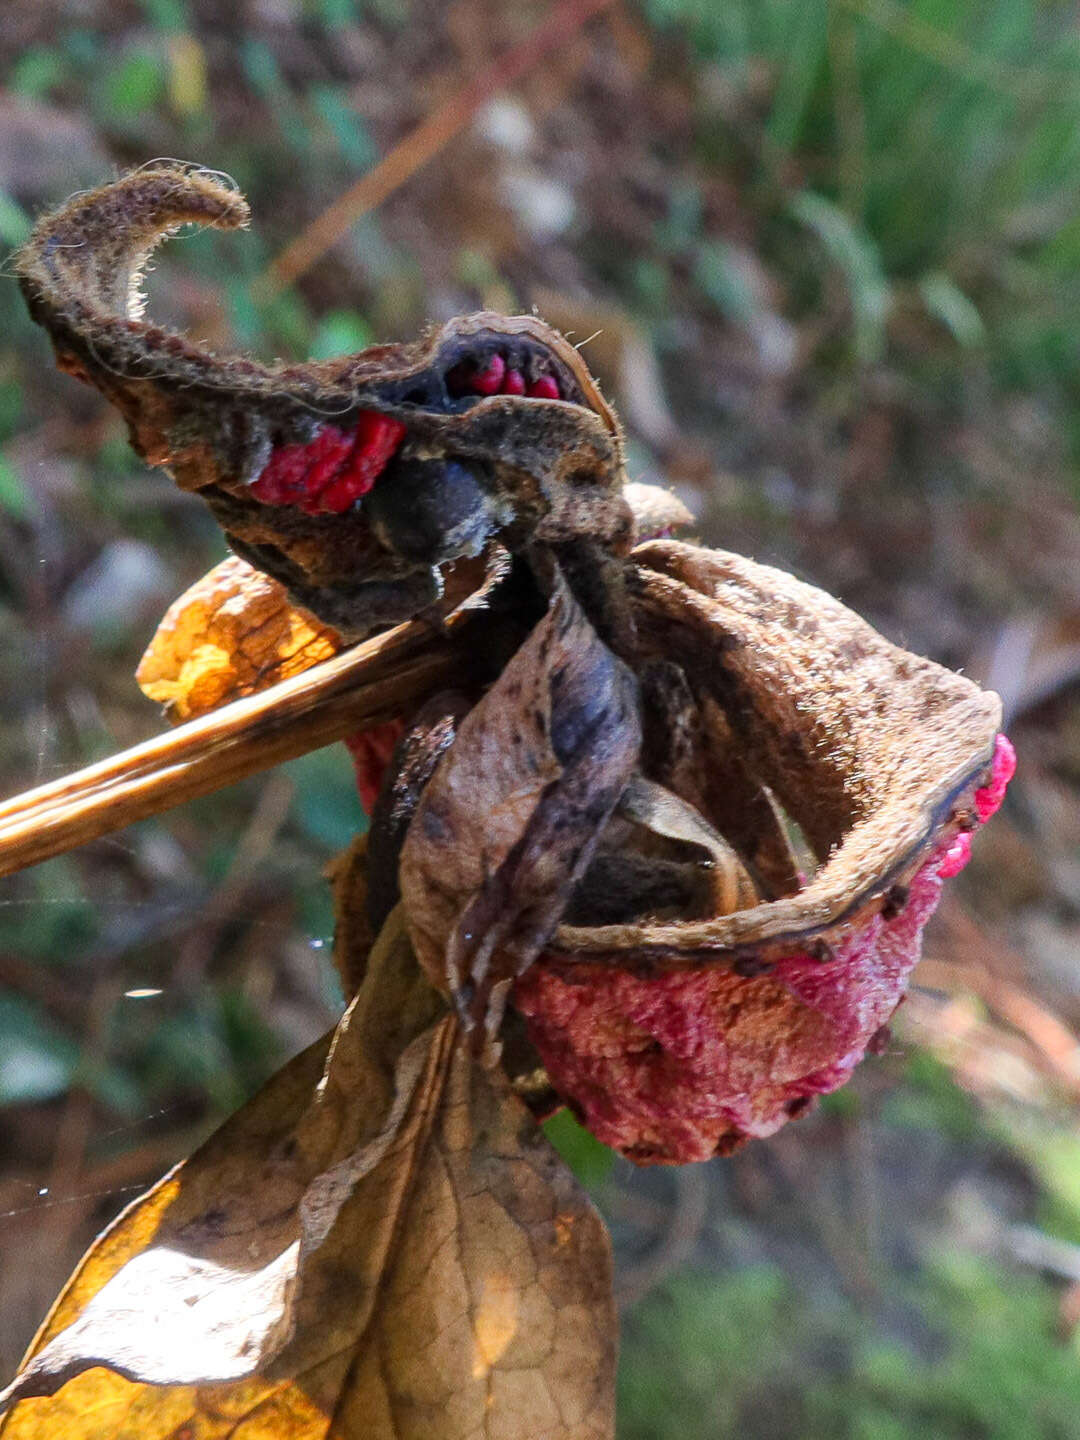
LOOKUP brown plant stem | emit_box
[0,615,476,881]
[257,0,620,298]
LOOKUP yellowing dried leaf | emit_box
[136,554,342,722]
[0,910,614,1439]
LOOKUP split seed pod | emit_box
[15,162,631,640]
[513,544,1014,1161]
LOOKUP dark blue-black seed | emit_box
[366,456,496,565]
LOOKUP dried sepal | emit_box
[0,908,615,1438]
[399,570,641,1048]
[512,540,1010,1162]
[15,163,635,639]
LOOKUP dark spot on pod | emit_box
[421,806,450,841]
[714,1131,750,1158]
[784,1095,816,1119]
[628,956,659,980]
[806,938,835,964]
[624,1142,665,1164]
[881,883,909,921]
[564,1098,590,1129]
[735,953,772,978]
[366,454,497,565]
[455,977,477,1020]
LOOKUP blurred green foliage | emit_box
[620,1253,1080,1440]
[543,1106,617,1188]
[642,0,1080,467]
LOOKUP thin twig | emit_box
[257,0,619,299]
[173,771,296,989]
[37,978,118,1319]
[917,946,1080,1099]
[614,1167,709,1311]
[0,613,479,882]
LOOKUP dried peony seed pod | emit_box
[14,162,633,639]
[5,162,1023,1440]
[512,543,1014,1163]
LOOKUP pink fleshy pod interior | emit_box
[516,834,960,1163]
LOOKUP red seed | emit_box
[315,413,406,513]
[250,413,406,514]
[527,374,560,400]
[471,353,506,395]
[500,368,526,396]
[300,427,355,495]
[251,426,347,507]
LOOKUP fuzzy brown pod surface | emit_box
[2,165,1014,1433]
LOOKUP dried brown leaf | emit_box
[0,912,614,1438]
[399,572,640,1042]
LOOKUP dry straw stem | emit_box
[0,615,473,881]
[257,0,620,298]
